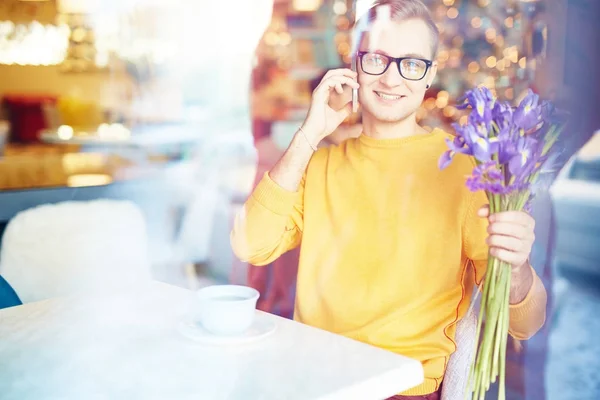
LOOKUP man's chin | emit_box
[362,103,415,123]
[371,111,413,123]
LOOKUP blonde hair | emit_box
[357,0,440,58]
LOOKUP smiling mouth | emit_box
[375,91,405,101]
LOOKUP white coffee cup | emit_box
[196,285,260,336]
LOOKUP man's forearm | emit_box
[269,130,317,192]
[508,264,547,340]
[230,130,314,265]
[509,261,534,304]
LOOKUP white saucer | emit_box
[178,313,277,345]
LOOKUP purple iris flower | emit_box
[446,134,470,154]
[492,102,514,130]
[459,87,496,125]
[508,136,544,185]
[438,150,454,170]
[466,162,507,194]
[508,137,536,172]
[514,89,542,131]
[496,126,521,164]
[440,85,562,203]
[438,135,473,170]
[463,124,497,163]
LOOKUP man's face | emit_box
[357,18,437,123]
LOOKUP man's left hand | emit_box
[478,205,536,303]
[478,205,535,271]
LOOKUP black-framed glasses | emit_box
[358,51,433,81]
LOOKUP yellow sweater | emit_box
[231,129,546,395]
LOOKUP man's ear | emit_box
[426,61,438,88]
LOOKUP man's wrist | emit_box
[509,261,534,304]
[288,131,317,157]
[297,127,318,151]
[299,123,324,146]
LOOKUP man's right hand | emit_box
[300,68,360,147]
[267,69,359,192]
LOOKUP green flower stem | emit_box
[468,190,519,400]
[498,261,511,400]
[479,259,502,386]
[469,209,512,399]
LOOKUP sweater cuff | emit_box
[251,172,301,216]
[509,265,545,323]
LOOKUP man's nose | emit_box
[379,62,405,87]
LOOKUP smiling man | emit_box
[231,1,547,398]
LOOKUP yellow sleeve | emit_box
[230,172,304,266]
[463,190,547,340]
[462,189,490,285]
[508,265,547,340]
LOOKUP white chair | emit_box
[0,200,151,304]
[442,304,478,400]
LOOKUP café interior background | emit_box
[0,0,599,399]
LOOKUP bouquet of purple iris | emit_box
[439,86,563,400]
